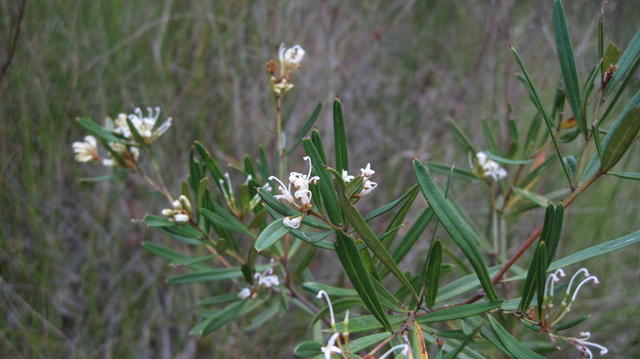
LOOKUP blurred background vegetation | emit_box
[1,0,639,358]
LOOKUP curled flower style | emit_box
[544,268,566,304]
[476,151,507,181]
[161,195,192,223]
[379,344,410,359]
[72,136,99,162]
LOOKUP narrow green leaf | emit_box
[486,153,533,165]
[334,176,417,298]
[294,341,322,358]
[442,319,484,359]
[608,171,640,180]
[254,219,290,251]
[548,230,640,271]
[334,231,391,331]
[486,316,546,359]
[334,314,405,333]
[365,185,420,221]
[410,322,429,359]
[601,107,640,171]
[512,47,573,186]
[199,294,241,306]
[392,208,434,266]
[583,91,640,181]
[310,129,328,164]
[168,267,245,284]
[447,119,477,153]
[189,301,245,336]
[416,301,502,324]
[76,117,128,144]
[333,99,349,172]
[201,208,256,239]
[512,188,550,208]
[553,0,583,135]
[302,282,358,297]
[427,163,478,181]
[142,241,210,271]
[349,332,392,352]
[422,239,442,308]
[552,314,592,331]
[288,102,321,155]
[413,160,497,301]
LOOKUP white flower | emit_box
[173,213,189,223]
[283,216,303,229]
[115,107,172,144]
[341,170,355,183]
[360,180,378,196]
[254,271,280,288]
[102,158,115,167]
[72,136,98,162]
[379,344,410,359]
[320,333,342,359]
[268,157,318,211]
[162,195,192,223]
[360,163,375,178]
[279,43,305,66]
[238,288,252,299]
[476,152,507,181]
[567,331,608,359]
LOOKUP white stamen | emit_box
[565,268,591,298]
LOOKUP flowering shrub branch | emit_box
[72,3,640,357]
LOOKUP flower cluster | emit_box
[238,263,280,299]
[341,163,378,196]
[72,136,99,163]
[475,152,507,181]
[113,107,172,144]
[72,107,172,168]
[161,195,192,223]
[541,268,606,358]
[268,43,305,96]
[269,156,318,228]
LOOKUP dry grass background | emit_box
[1,0,639,358]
